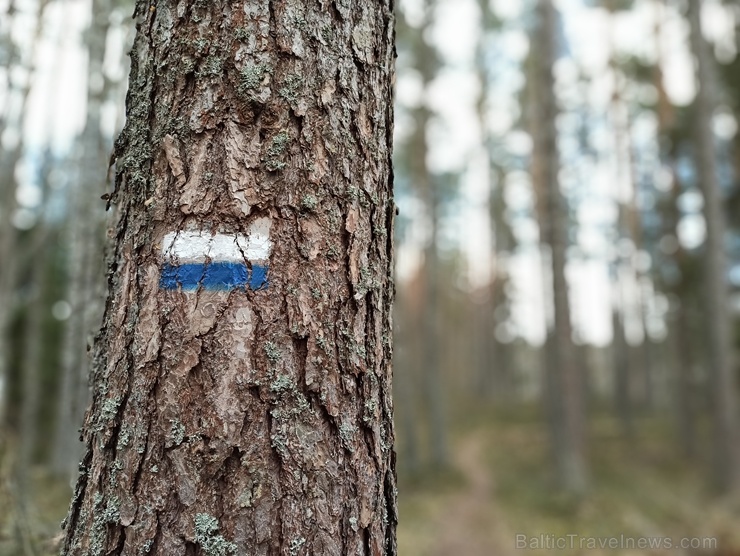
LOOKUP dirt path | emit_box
[428,430,516,556]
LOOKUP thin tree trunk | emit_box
[675,294,698,458]
[393,286,419,476]
[409,0,448,468]
[687,0,740,493]
[0,0,49,432]
[52,0,114,479]
[17,161,53,493]
[532,0,587,496]
[611,275,634,440]
[605,2,653,420]
[651,0,697,459]
[60,1,397,554]
[475,0,515,403]
[0,1,23,430]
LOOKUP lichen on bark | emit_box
[60,0,397,554]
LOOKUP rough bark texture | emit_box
[532,0,587,496]
[687,0,740,493]
[60,1,397,554]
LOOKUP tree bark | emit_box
[687,0,740,493]
[60,1,397,554]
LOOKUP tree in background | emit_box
[686,0,740,493]
[52,0,117,481]
[605,0,639,441]
[530,0,588,496]
[649,0,699,460]
[60,0,397,553]
[394,0,450,471]
[0,0,41,430]
[411,0,449,469]
[475,0,518,403]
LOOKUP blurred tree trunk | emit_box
[475,0,515,402]
[0,0,48,432]
[393,284,419,476]
[651,0,697,458]
[611,275,634,439]
[0,2,23,430]
[606,0,654,433]
[483,175,516,402]
[687,0,740,492]
[392,7,421,478]
[52,0,112,480]
[407,0,448,468]
[532,0,587,496]
[60,1,397,554]
[17,157,53,493]
[606,4,633,437]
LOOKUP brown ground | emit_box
[428,431,515,556]
[398,430,516,556]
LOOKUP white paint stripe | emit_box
[162,217,272,263]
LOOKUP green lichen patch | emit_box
[263,131,290,172]
[234,27,249,42]
[193,37,211,54]
[289,537,306,555]
[278,73,303,103]
[96,396,122,431]
[109,459,123,488]
[270,374,293,394]
[170,419,186,446]
[316,335,329,352]
[237,489,253,508]
[198,55,224,78]
[194,513,237,556]
[327,244,340,259]
[301,194,318,212]
[117,424,132,449]
[140,539,154,555]
[264,341,282,364]
[238,63,268,95]
[89,494,121,556]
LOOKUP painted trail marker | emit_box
[160,218,272,291]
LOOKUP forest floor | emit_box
[396,429,515,556]
[397,405,740,556]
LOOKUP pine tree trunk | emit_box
[0,3,23,429]
[18,175,52,490]
[533,0,587,496]
[53,0,113,479]
[60,1,397,554]
[407,1,448,468]
[687,0,740,492]
[651,0,698,459]
[611,284,634,440]
[0,0,48,431]
[392,287,419,476]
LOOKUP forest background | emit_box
[1,0,740,554]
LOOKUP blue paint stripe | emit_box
[160,262,268,291]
